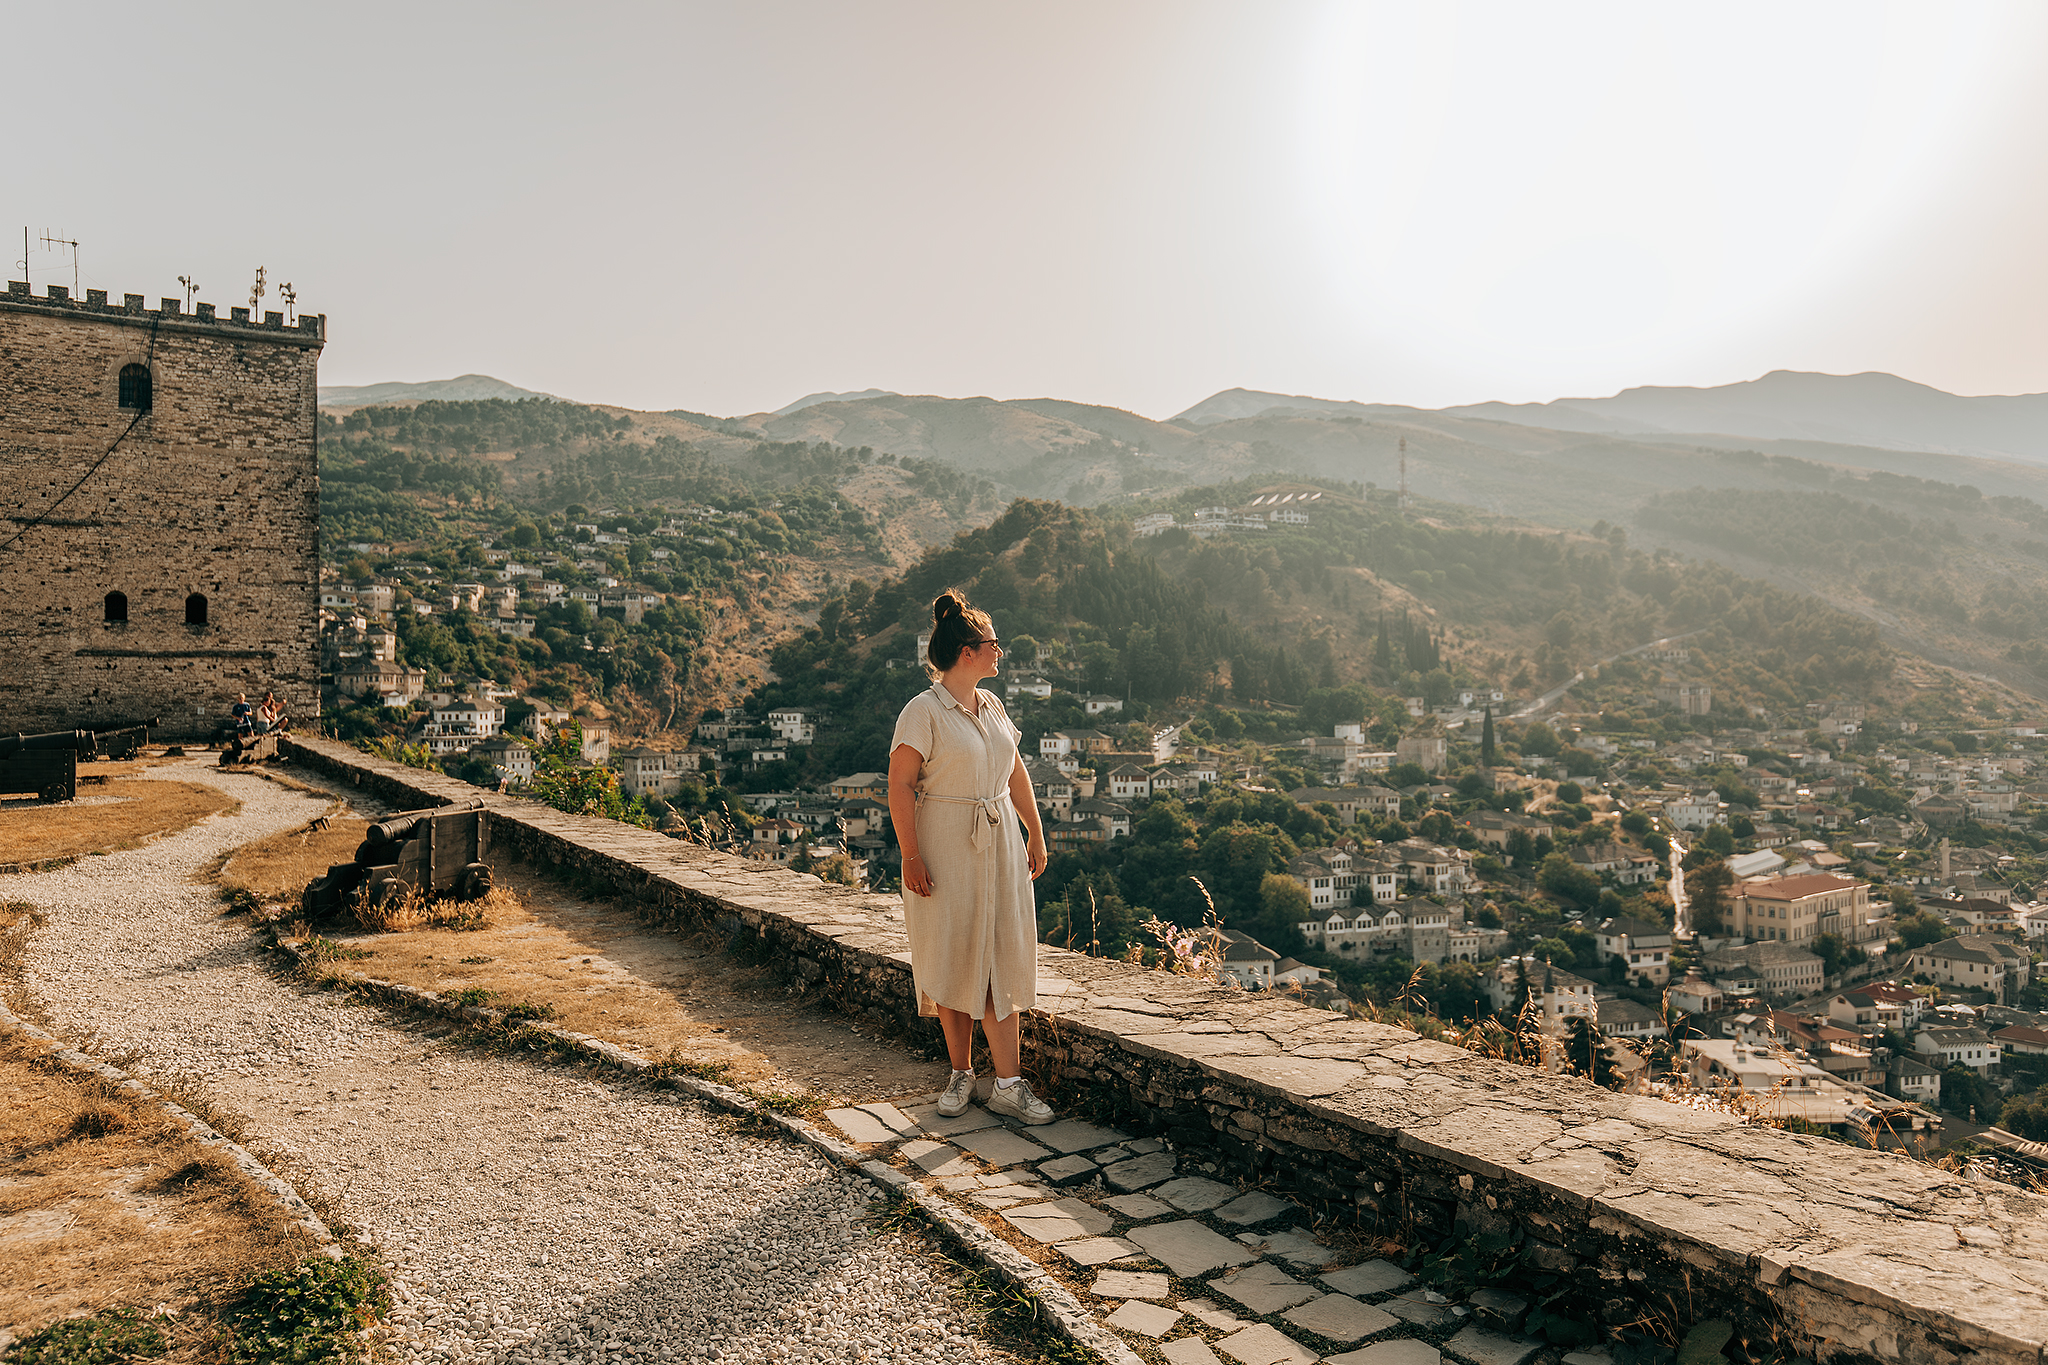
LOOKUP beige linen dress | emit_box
[891,683,1037,1019]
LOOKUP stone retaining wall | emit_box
[281,736,2048,1365]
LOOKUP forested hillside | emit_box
[737,486,1903,798]
[1634,456,2048,690]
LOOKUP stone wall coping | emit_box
[0,291,326,347]
[280,735,2048,1365]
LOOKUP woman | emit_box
[887,592,1054,1124]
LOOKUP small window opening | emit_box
[185,593,208,626]
[118,363,153,413]
[104,591,128,623]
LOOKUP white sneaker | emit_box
[985,1078,1054,1125]
[937,1070,976,1118]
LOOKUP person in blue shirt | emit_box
[230,693,254,740]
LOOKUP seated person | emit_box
[254,691,279,735]
[230,693,254,741]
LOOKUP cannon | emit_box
[0,730,97,803]
[90,720,155,762]
[301,798,492,919]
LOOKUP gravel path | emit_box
[8,757,1016,1365]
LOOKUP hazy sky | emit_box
[13,2,2048,418]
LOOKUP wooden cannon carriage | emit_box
[0,730,96,803]
[301,798,492,918]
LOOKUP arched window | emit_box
[185,593,208,626]
[104,591,128,623]
[118,363,153,413]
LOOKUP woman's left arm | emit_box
[1007,754,1048,878]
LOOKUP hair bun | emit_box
[933,593,963,620]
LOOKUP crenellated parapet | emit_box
[3,281,324,344]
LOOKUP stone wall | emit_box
[0,284,324,738]
[283,735,2048,1365]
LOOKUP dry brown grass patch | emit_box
[349,882,514,933]
[0,1033,312,1340]
[0,779,239,865]
[215,809,365,902]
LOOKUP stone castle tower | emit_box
[0,281,326,739]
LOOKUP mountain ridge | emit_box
[318,374,556,408]
[1173,371,2048,466]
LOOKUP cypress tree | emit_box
[1480,705,1496,768]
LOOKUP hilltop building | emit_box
[0,280,326,736]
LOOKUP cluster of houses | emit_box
[320,523,669,711]
[1131,494,1318,541]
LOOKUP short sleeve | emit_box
[983,690,1023,744]
[892,694,937,760]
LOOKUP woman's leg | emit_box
[936,1006,976,1071]
[981,990,1021,1078]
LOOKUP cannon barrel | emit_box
[365,797,486,846]
[0,730,96,758]
[91,719,158,738]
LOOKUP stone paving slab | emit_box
[969,1188,1042,1210]
[1029,1117,1128,1152]
[1102,1151,1177,1190]
[1235,1227,1336,1267]
[1443,1326,1543,1365]
[1281,1292,1399,1343]
[1215,1321,1319,1365]
[901,1100,999,1137]
[1160,1339,1225,1365]
[954,1125,1053,1167]
[901,1138,976,1178]
[1384,1293,1459,1329]
[1038,1154,1099,1184]
[1155,1175,1238,1211]
[824,1106,906,1145]
[1328,1342,1444,1365]
[1002,1197,1115,1243]
[1093,1270,1171,1300]
[1056,1236,1143,1267]
[1106,1299,1182,1338]
[1466,1288,1528,1331]
[854,1101,919,1138]
[1214,1190,1294,1224]
[1101,1192,1174,1220]
[1207,1261,1318,1314]
[1127,1219,1261,1278]
[1176,1298,1250,1331]
[1321,1260,1415,1298]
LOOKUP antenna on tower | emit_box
[1398,436,1410,516]
[40,231,79,294]
[178,275,199,309]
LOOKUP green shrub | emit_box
[223,1256,391,1365]
[6,1307,168,1365]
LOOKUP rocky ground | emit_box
[5,756,1021,1364]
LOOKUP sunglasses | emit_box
[967,638,1003,651]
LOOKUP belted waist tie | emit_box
[915,789,1010,853]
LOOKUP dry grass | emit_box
[214,810,365,902]
[0,1032,315,1343]
[0,779,239,866]
[287,860,942,1101]
[349,882,514,934]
